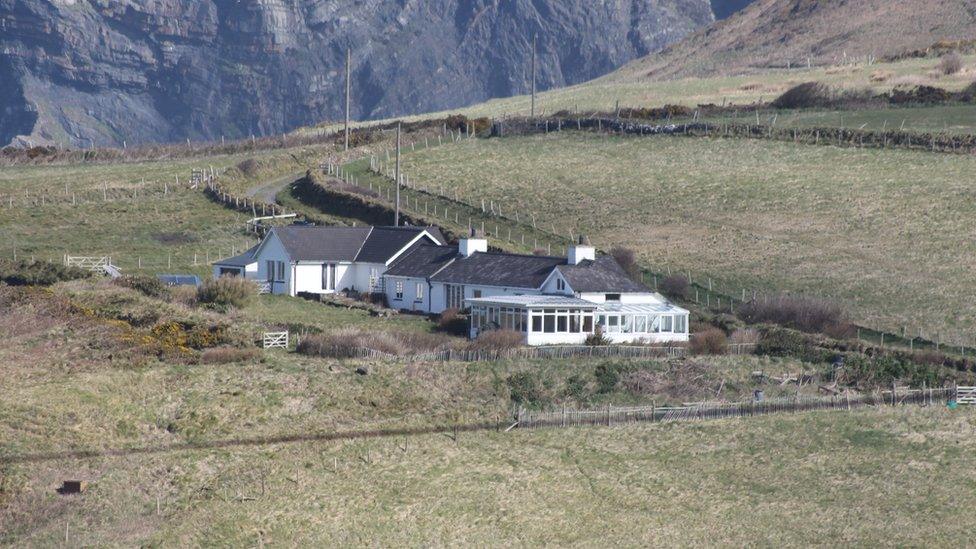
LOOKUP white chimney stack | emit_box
[459,228,488,258]
[568,235,595,265]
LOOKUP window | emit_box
[569,312,580,333]
[415,283,425,301]
[607,315,620,333]
[531,314,543,333]
[543,313,556,333]
[276,261,285,281]
[622,315,633,333]
[635,315,647,333]
[662,315,674,333]
[266,260,274,282]
[596,315,606,328]
[395,281,404,300]
[556,310,568,333]
[650,315,661,333]
[445,285,464,309]
[582,314,594,333]
[556,278,566,291]
[322,264,337,290]
[472,289,482,299]
[605,293,621,302]
[675,314,687,334]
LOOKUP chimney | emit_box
[459,228,487,258]
[567,235,595,265]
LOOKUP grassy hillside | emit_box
[612,0,976,79]
[398,133,976,344]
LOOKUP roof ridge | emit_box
[469,250,565,261]
[352,226,374,261]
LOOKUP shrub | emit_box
[755,326,827,363]
[690,327,727,355]
[594,363,623,393]
[507,372,545,407]
[236,158,262,177]
[940,52,963,75]
[737,294,849,334]
[0,259,91,286]
[296,328,457,358]
[584,328,610,346]
[467,330,524,351]
[115,274,168,298]
[196,277,255,309]
[659,275,689,300]
[564,374,590,402]
[729,328,759,346]
[609,246,639,278]
[436,308,468,336]
[772,82,832,109]
[200,347,261,364]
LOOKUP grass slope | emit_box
[400,133,976,344]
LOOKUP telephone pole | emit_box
[394,122,401,226]
[344,48,351,151]
[530,34,537,118]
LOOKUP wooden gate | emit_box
[957,386,976,405]
[263,331,289,349]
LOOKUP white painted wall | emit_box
[385,276,430,312]
[577,292,664,304]
[428,282,543,313]
[249,232,291,295]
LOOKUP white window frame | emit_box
[662,315,674,333]
[395,280,404,300]
[415,282,425,302]
[266,260,274,282]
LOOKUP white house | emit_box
[384,232,689,345]
[212,225,444,296]
[214,225,688,346]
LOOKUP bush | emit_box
[436,308,468,336]
[737,294,849,334]
[594,363,623,393]
[196,277,255,309]
[755,326,828,363]
[690,327,727,355]
[659,275,689,300]
[0,259,91,286]
[609,246,639,278]
[467,330,524,351]
[200,347,262,364]
[115,274,168,298]
[940,52,963,75]
[507,372,545,407]
[296,328,457,358]
[584,328,610,346]
[772,82,833,109]
[564,374,590,402]
[729,328,759,346]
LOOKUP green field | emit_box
[398,133,976,345]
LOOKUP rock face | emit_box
[0,0,714,147]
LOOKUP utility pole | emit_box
[395,122,401,226]
[530,34,537,118]
[344,48,351,151]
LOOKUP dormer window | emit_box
[605,293,621,302]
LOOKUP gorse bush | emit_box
[296,328,458,358]
[738,294,849,334]
[115,274,168,298]
[436,308,468,336]
[940,52,963,75]
[659,275,689,300]
[690,327,727,355]
[0,259,91,286]
[196,277,255,309]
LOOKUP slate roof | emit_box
[274,226,372,262]
[556,255,650,293]
[244,225,441,263]
[431,251,565,288]
[357,227,442,263]
[213,245,259,267]
[385,244,459,278]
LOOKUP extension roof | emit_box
[213,245,260,267]
[555,255,650,293]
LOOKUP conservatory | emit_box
[466,295,690,346]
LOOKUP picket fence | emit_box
[316,344,688,363]
[516,387,956,429]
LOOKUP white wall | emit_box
[250,232,291,295]
[577,292,663,304]
[386,276,430,312]
[428,282,543,314]
[541,272,573,295]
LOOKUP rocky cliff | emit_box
[0,0,714,147]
